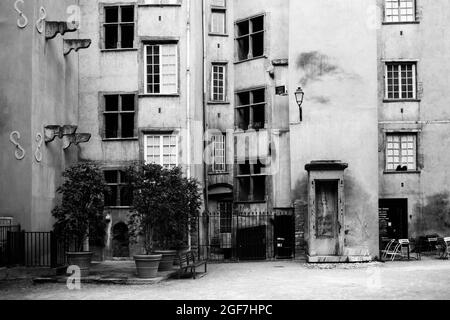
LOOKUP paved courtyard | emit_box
[1,259,449,300]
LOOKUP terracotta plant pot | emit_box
[152,250,177,271]
[66,252,93,277]
[134,254,162,279]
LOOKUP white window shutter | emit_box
[160,44,178,94]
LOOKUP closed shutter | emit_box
[160,44,178,94]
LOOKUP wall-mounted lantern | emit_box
[295,87,305,122]
[44,125,78,143]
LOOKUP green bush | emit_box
[126,163,202,254]
[52,162,109,252]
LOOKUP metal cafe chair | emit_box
[381,239,399,261]
[436,237,450,260]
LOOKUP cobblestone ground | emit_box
[1,259,449,300]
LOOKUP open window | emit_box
[103,94,136,139]
[236,159,267,202]
[103,5,135,49]
[236,88,266,131]
[104,170,133,207]
[235,15,265,61]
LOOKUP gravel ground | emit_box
[1,259,449,300]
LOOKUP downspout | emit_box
[186,0,192,249]
[186,0,191,180]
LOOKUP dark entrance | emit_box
[379,199,408,240]
[237,225,267,260]
[112,222,129,258]
[274,215,294,259]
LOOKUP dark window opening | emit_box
[236,160,268,202]
[104,94,136,139]
[104,170,133,207]
[236,15,264,61]
[252,176,266,201]
[103,5,135,49]
[238,177,250,202]
[235,88,266,131]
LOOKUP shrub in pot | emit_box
[127,163,201,276]
[52,162,108,277]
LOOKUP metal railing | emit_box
[198,211,295,262]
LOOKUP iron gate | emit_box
[198,211,295,262]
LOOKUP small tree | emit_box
[52,162,108,252]
[127,163,202,254]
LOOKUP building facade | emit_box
[2,0,450,262]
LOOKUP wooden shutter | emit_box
[160,44,178,94]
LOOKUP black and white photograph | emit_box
[0,0,449,310]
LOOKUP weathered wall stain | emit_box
[420,192,450,235]
[296,51,339,86]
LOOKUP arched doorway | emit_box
[112,222,129,258]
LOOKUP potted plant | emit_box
[52,162,108,277]
[127,163,201,277]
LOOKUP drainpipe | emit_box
[186,0,192,249]
[186,0,191,180]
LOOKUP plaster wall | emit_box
[1,0,80,231]
[378,0,450,237]
[289,0,379,257]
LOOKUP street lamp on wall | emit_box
[295,87,305,122]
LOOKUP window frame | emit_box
[385,132,418,172]
[236,159,268,203]
[384,62,417,101]
[235,87,267,131]
[235,14,266,62]
[143,134,179,169]
[210,3,227,36]
[210,63,227,102]
[144,42,179,95]
[102,93,138,140]
[102,4,137,50]
[384,0,416,24]
[218,201,232,234]
[104,169,133,208]
[210,133,227,173]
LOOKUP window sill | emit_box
[234,55,267,65]
[139,93,180,98]
[101,48,139,52]
[105,206,133,210]
[208,33,229,37]
[138,3,181,7]
[207,101,230,105]
[383,170,421,175]
[382,21,420,25]
[102,138,138,142]
[209,172,230,176]
[383,99,421,103]
[235,200,267,204]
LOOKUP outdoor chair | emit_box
[436,237,450,260]
[427,237,438,253]
[409,238,421,260]
[381,239,399,261]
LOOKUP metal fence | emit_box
[0,226,79,268]
[198,211,295,262]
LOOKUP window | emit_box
[211,134,226,172]
[237,160,267,202]
[145,44,178,94]
[385,0,415,23]
[104,170,132,207]
[236,15,264,61]
[386,133,417,171]
[385,62,416,100]
[218,201,232,233]
[236,88,266,131]
[144,134,178,169]
[103,94,136,139]
[211,64,226,101]
[103,5,135,49]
